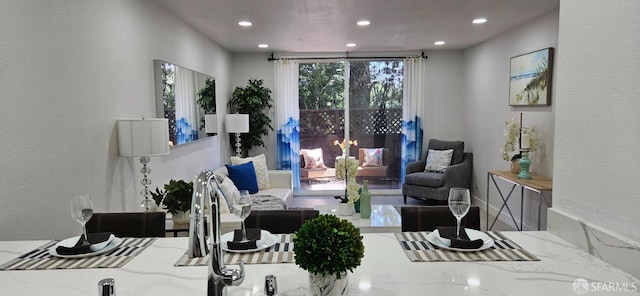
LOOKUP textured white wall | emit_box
[421,51,466,148]
[0,0,231,240]
[554,0,640,241]
[462,10,558,229]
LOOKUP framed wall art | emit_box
[509,47,554,106]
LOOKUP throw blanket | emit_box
[251,195,287,210]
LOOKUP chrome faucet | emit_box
[188,170,245,296]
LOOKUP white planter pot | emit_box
[172,210,190,225]
[337,203,354,216]
[309,271,348,296]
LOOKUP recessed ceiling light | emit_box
[238,21,252,27]
[357,20,370,26]
[472,18,487,24]
[258,44,269,48]
[346,43,357,47]
[434,41,445,45]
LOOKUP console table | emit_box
[486,170,552,231]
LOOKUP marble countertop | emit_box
[0,231,638,295]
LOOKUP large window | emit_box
[298,60,403,193]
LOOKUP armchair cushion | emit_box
[428,139,465,165]
[424,149,453,172]
[405,171,445,187]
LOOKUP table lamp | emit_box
[118,118,170,211]
[225,113,249,157]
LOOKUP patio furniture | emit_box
[402,139,473,204]
[300,148,329,184]
[356,148,389,181]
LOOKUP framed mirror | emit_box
[153,59,216,147]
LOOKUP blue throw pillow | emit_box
[225,161,259,194]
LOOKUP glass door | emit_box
[298,60,403,195]
[348,61,404,191]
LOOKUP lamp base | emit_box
[234,133,242,157]
[139,156,155,212]
[517,151,532,179]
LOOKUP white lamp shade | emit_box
[205,114,217,134]
[118,118,170,157]
[225,114,249,133]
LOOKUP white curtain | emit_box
[401,57,427,182]
[274,59,301,191]
[174,66,198,144]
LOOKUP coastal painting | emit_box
[509,48,554,106]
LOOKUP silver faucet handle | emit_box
[98,278,115,296]
[265,275,277,296]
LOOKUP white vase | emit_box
[172,210,190,224]
[309,271,348,296]
[337,203,354,216]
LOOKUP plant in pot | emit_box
[151,179,193,224]
[293,214,365,296]
[196,77,216,134]
[228,78,273,156]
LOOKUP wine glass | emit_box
[448,188,471,238]
[232,190,252,242]
[71,195,94,245]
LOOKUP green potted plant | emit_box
[197,77,216,133]
[228,78,273,156]
[293,214,365,296]
[151,179,193,224]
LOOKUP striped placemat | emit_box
[395,231,539,262]
[0,237,156,271]
[175,234,294,266]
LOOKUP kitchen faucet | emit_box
[188,170,245,296]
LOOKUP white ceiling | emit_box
[152,0,559,53]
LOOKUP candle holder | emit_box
[517,149,532,179]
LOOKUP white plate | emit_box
[89,234,115,251]
[48,236,123,259]
[426,229,494,252]
[221,230,277,253]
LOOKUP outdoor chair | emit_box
[356,148,389,181]
[300,148,329,184]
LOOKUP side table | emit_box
[486,170,552,231]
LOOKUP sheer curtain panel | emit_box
[274,59,301,191]
[174,66,198,144]
[401,57,426,182]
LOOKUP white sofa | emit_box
[213,168,293,234]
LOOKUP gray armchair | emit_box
[402,139,473,204]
